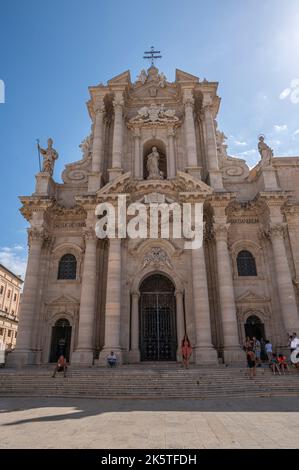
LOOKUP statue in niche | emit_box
[146,146,164,180]
[38,138,58,176]
[258,136,273,167]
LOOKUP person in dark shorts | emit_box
[52,355,67,378]
[246,348,256,379]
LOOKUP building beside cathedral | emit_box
[8,64,299,367]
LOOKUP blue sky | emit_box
[0,0,299,277]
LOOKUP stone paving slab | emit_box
[0,397,299,449]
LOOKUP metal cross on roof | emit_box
[143,46,162,66]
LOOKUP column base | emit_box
[193,346,218,365]
[71,349,94,366]
[108,168,123,181]
[185,166,202,180]
[128,349,140,363]
[223,347,244,363]
[6,349,37,368]
[98,347,124,366]
[208,170,224,190]
[88,172,103,193]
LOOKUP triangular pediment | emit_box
[236,290,270,303]
[175,69,199,84]
[131,82,178,101]
[46,294,79,305]
[108,70,131,87]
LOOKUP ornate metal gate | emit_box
[140,274,177,361]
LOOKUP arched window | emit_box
[237,250,257,276]
[57,254,77,280]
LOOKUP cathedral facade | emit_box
[9,66,299,367]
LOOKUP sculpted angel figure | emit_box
[258,136,273,167]
[136,69,147,84]
[146,146,163,180]
[38,138,58,176]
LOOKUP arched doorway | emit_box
[49,318,72,362]
[139,274,177,361]
[244,315,265,341]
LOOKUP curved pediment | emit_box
[96,171,213,203]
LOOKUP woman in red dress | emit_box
[181,335,192,369]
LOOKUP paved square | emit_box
[1,397,299,449]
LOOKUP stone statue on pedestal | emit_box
[146,146,163,180]
[258,136,273,167]
[39,138,58,176]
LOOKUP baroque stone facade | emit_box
[8,66,299,367]
[0,264,23,350]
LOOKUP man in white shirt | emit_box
[290,333,299,351]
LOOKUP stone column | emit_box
[175,290,185,359]
[133,129,141,179]
[203,104,223,190]
[7,228,44,367]
[167,127,176,178]
[99,239,123,364]
[184,95,197,167]
[88,102,105,192]
[71,230,97,365]
[191,245,218,364]
[213,223,243,362]
[270,223,299,332]
[129,291,140,362]
[108,92,124,181]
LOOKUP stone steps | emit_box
[1,365,299,399]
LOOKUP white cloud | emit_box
[0,246,27,279]
[293,129,299,138]
[274,124,287,132]
[236,149,257,157]
[234,140,248,147]
[279,88,290,100]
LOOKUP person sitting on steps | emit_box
[52,354,67,378]
[106,351,117,367]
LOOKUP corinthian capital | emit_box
[269,223,286,239]
[28,227,47,245]
[183,96,194,108]
[113,93,124,110]
[94,102,105,115]
[213,223,230,241]
[83,228,97,242]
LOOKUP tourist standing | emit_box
[252,337,261,367]
[52,355,67,378]
[246,348,256,379]
[265,340,273,362]
[181,335,192,369]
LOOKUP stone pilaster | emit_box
[167,127,176,178]
[203,104,223,190]
[109,92,124,181]
[175,290,185,360]
[99,239,123,364]
[270,223,299,332]
[88,101,105,192]
[128,291,140,362]
[71,229,98,365]
[183,90,201,179]
[213,223,243,362]
[133,129,141,179]
[7,228,45,367]
[191,245,218,364]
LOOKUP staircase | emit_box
[1,364,299,399]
